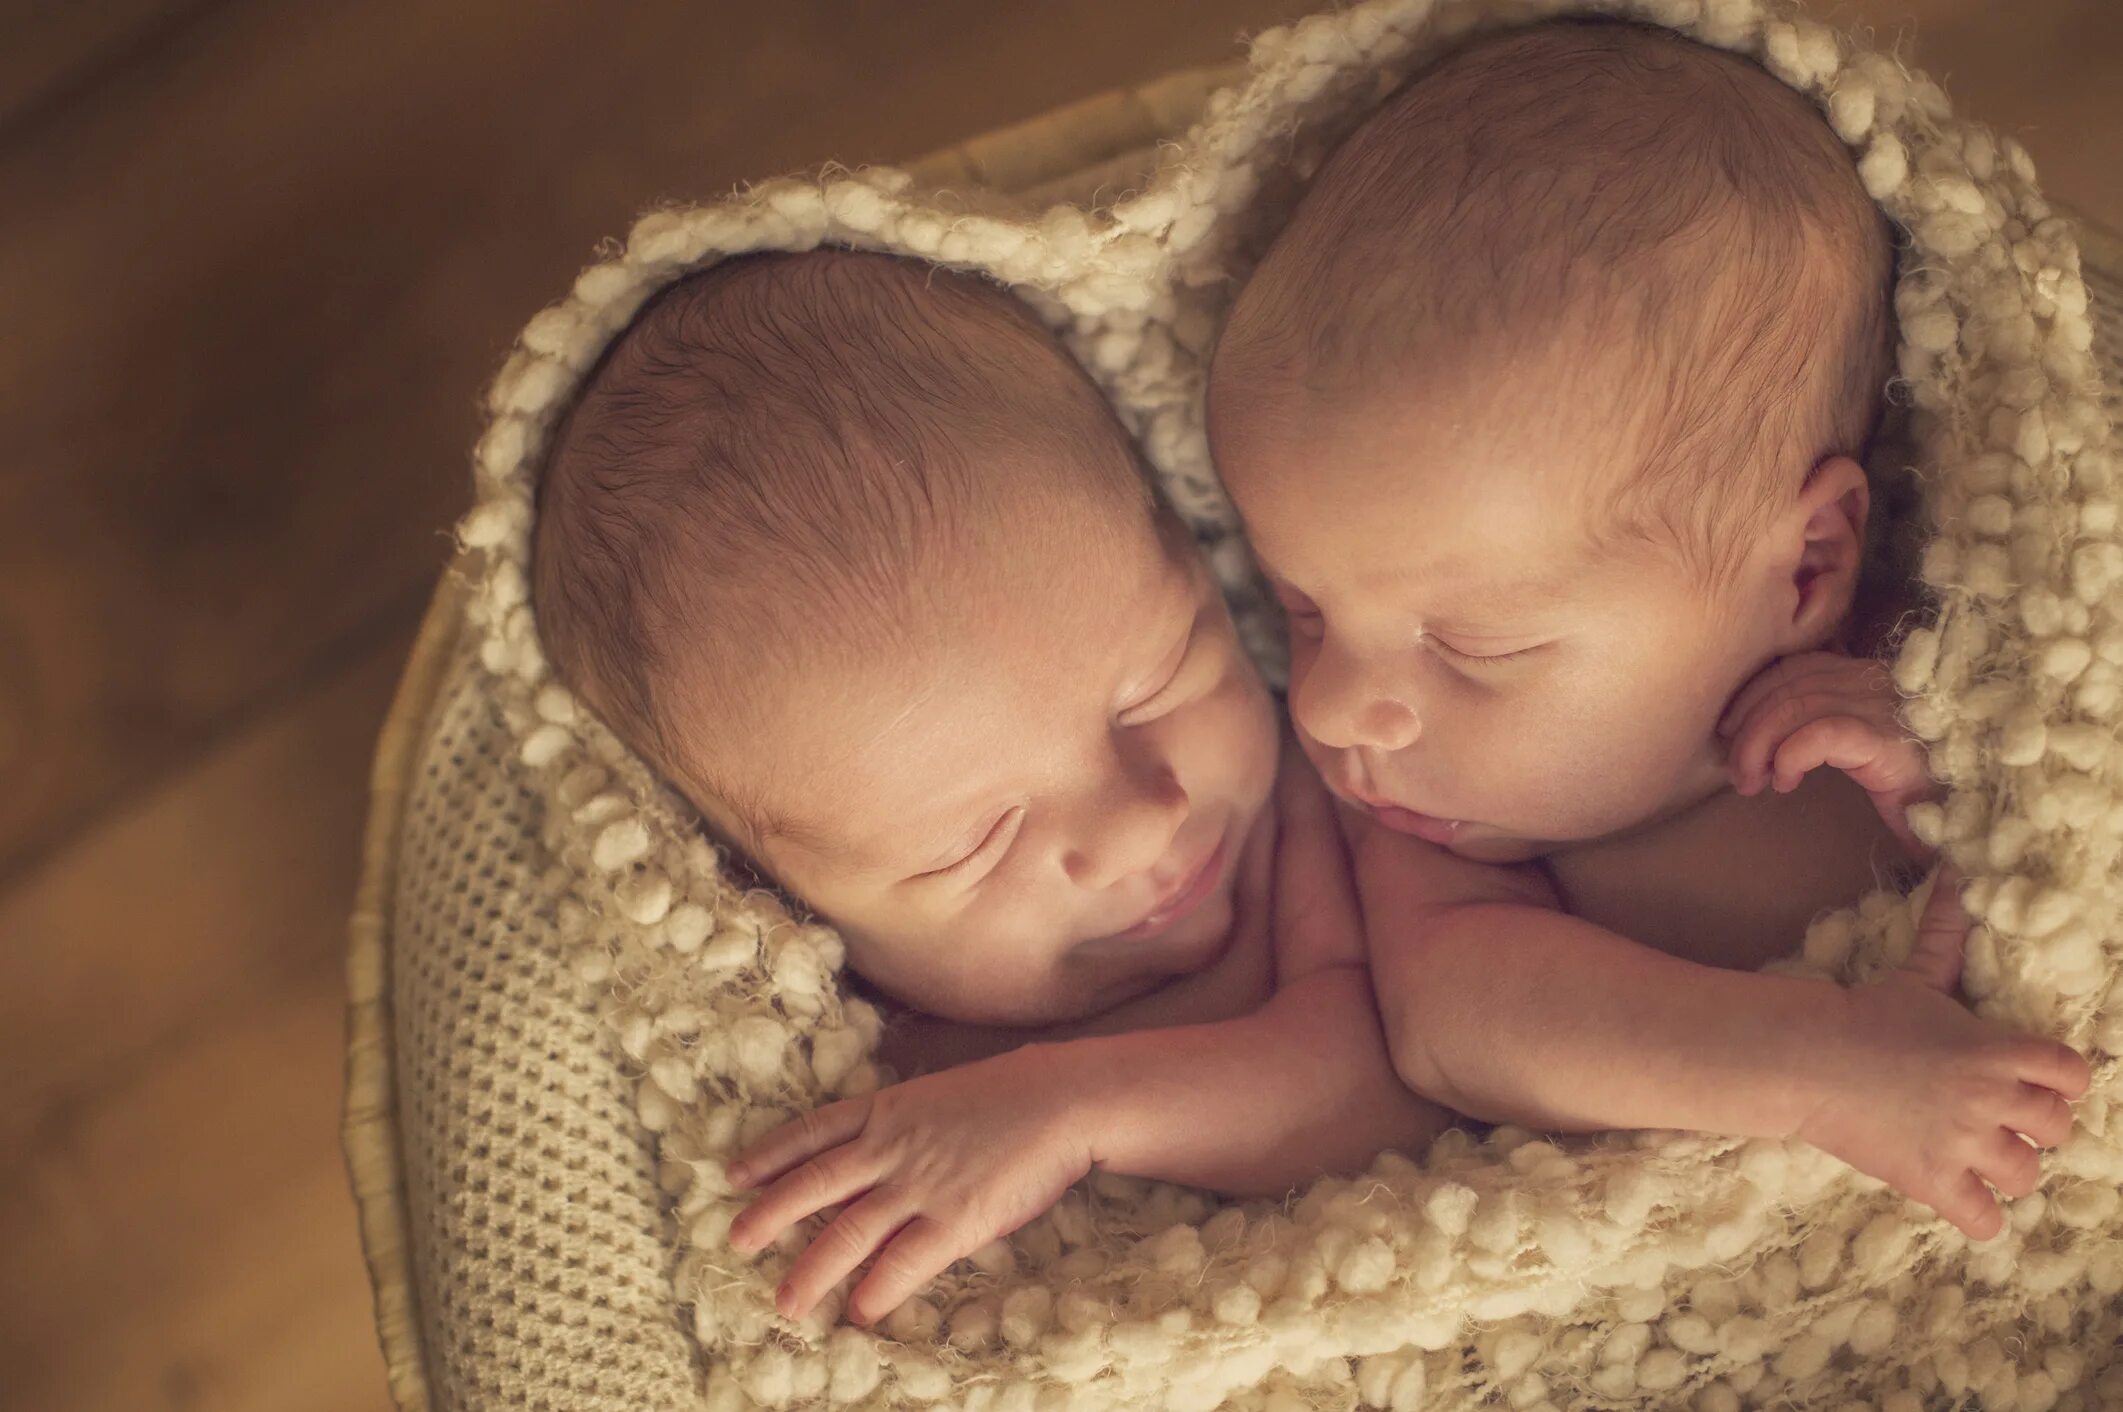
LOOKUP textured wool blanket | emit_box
[413,0,2123,1407]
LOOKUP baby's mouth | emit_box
[1336,776,1468,846]
[1111,832,1229,942]
[1362,801,1465,846]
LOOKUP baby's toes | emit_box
[1976,1130,2043,1200]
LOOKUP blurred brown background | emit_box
[1,3,2117,1409]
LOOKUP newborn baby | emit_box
[533,249,1449,1325]
[1209,19,2089,1239]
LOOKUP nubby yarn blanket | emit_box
[426,0,2122,1406]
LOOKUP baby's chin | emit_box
[1157,888,1239,973]
[1434,831,1551,865]
[1081,886,1236,978]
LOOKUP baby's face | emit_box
[697,496,1279,1026]
[1213,372,1789,863]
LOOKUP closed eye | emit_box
[916,806,1024,882]
[1432,639,1542,667]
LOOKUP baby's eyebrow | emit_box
[1430,570,1576,619]
[1504,574,1574,605]
[773,805,980,878]
[759,810,860,866]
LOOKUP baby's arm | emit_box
[1355,821,2089,1237]
[727,967,1444,1323]
[1361,832,1849,1135]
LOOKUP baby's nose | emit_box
[1062,765,1188,890]
[1290,640,1421,754]
[1296,670,1421,754]
[1348,699,1420,753]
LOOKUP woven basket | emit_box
[342,65,1237,1412]
[345,37,2123,1411]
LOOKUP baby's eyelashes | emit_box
[1429,637,1542,667]
[914,807,1024,883]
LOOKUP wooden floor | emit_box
[2,2,2116,1409]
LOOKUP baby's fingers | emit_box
[1932,1169,2005,1241]
[1766,716,1886,793]
[848,1215,968,1327]
[1718,652,1853,741]
[2024,1037,2093,1101]
[774,1187,915,1321]
[729,1144,878,1255]
[727,1100,871,1191]
[1727,690,1869,794]
[1974,1130,2043,1201]
[1901,866,1967,994]
[2006,1082,2077,1148]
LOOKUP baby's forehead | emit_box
[689,501,1205,869]
[1236,329,1630,501]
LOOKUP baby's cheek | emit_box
[1535,722,1690,835]
[1226,671,1283,807]
[1445,705,1611,833]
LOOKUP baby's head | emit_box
[1209,19,1896,861]
[536,250,1277,1025]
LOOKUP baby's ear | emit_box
[1776,455,1871,653]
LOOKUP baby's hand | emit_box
[724,1047,1091,1325]
[1719,650,1935,858]
[1796,872,2091,1239]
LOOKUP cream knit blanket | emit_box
[434,0,2122,1406]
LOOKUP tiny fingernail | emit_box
[725,1162,750,1187]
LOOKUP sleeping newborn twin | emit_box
[533,20,2091,1327]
